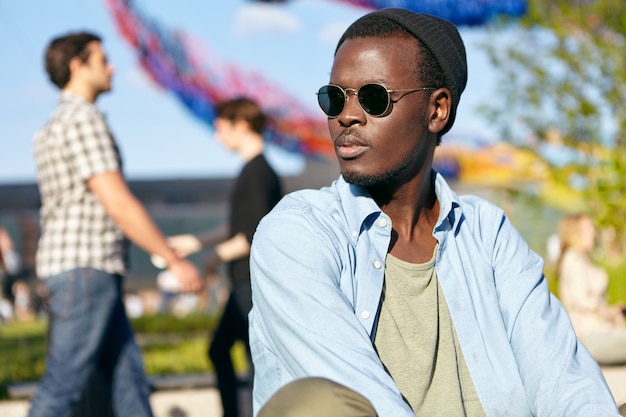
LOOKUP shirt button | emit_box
[378,218,388,227]
[361,311,370,319]
[373,261,382,269]
[352,231,358,239]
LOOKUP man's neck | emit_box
[239,135,265,162]
[373,170,440,263]
[62,84,97,104]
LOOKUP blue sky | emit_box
[0,0,499,185]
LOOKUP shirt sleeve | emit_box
[62,108,120,181]
[250,204,416,417]
[490,214,619,417]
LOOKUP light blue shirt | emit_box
[249,173,619,417]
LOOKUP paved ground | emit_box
[1,367,624,416]
[604,366,626,405]
[0,387,251,417]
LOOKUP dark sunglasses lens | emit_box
[358,84,389,116]
[317,85,345,117]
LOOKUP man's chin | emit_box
[342,171,381,188]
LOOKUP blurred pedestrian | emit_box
[557,213,626,365]
[28,30,203,417]
[169,97,282,417]
[0,226,21,307]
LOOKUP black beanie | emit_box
[338,8,468,135]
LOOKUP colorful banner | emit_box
[107,0,526,159]
[322,0,526,26]
[106,0,334,159]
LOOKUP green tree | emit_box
[481,0,626,255]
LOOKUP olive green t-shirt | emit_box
[373,250,485,416]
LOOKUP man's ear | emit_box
[68,56,84,77]
[428,88,451,134]
[234,118,252,133]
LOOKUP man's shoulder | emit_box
[259,182,348,228]
[35,99,107,149]
[254,182,356,247]
[46,98,100,128]
[457,193,503,216]
[273,184,341,213]
[449,193,507,243]
[435,173,503,223]
[245,154,281,180]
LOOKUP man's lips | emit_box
[335,135,369,159]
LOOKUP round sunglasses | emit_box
[316,83,436,118]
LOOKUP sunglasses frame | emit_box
[316,83,436,118]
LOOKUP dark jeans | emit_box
[28,268,153,417]
[209,292,250,417]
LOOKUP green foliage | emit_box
[141,337,249,376]
[0,321,48,395]
[480,0,626,252]
[0,312,247,400]
[130,312,219,334]
[602,260,626,305]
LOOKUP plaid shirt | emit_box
[33,91,128,278]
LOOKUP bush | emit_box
[0,312,239,400]
[130,312,220,334]
[0,320,48,395]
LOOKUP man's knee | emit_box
[258,377,378,417]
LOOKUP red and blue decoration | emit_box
[309,0,526,26]
[107,0,526,159]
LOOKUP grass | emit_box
[0,313,249,400]
[603,261,626,306]
[0,320,47,398]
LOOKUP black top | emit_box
[228,153,282,313]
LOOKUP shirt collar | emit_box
[433,170,462,233]
[334,170,462,238]
[60,90,95,108]
[335,176,382,238]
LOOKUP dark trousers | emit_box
[208,292,250,417]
